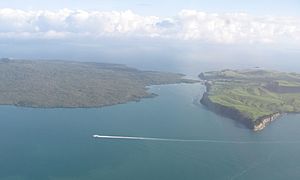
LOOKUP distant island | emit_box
[199,69,300,131]
[0,59,196,108]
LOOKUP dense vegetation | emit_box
[0,59,194,108]
[200,69,300,129]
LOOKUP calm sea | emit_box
[1,47,300,180]
[1,82,300,180]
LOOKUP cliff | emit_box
[253,113,281,131]
[200,92,281,131]
[201,92,254,129]
[198,69,300,131]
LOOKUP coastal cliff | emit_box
[253,113,281,131]
[200,92,281,131]
[197,69,300,131]
[201,92,254,129]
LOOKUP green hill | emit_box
[0,59,195,108]
[200,69,300,131]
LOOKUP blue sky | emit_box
[0,0,299,69]
[0,0,300,16]
[0,0,299,47]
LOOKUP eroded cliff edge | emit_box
[199,69,300,131]
[200,91,280,131]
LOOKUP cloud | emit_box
[0,8,299,44]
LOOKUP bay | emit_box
[1,82,300,179]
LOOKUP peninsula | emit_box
[0,59,195,108]
[199,69,300,131]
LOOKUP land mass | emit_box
[0,59,196,108]
[199,69,300,131]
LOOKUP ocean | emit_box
[1,82,300,180]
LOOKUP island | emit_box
[0,59,196,108]
[199,69,300,131]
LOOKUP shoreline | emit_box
[0,81,199,109]
[0,59,198,109]
[200,86,282,131]
[197,69,300,132]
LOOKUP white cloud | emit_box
[0,8,299,44]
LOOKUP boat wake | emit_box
[93,135,300,144]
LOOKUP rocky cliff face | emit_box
[200,92,255,129]
[200,92,281,131]
[253,113,281,131]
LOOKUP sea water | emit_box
[1,83,300,179]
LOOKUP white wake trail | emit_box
[93,135,300,144]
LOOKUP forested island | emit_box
[200,69,300,131]
[0,59,195,108]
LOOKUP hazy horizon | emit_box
[1,1,299,75]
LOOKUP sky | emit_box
[0,0,299,64]
[0,1,299,44]
[0,0,300,17]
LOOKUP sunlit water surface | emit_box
[1,82,300,180]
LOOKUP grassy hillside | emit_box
[200,69,300,125]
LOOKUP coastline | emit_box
[253,113,281,131]
[0,59,198,109]
[200,85,282,131]
[0,81,198,109]
[197,69,300,132]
